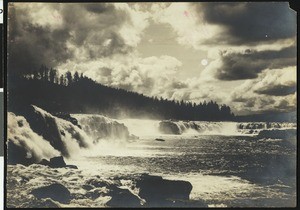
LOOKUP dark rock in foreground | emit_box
[85,178,111,188]
[39,159,51,166]
[7,141,35,166]
[107,187,142,207]
[136,174,195,207]
[31,183,71,204]
[38,156,78,169]
[49,156,66,168]
[65,164,78,169]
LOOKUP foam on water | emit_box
[7,107,297,207]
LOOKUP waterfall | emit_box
[7,112,60,165]
[8,105,297,165]
[71,114,132,143]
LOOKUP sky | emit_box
[8,2,297,115]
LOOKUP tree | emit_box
[65,71,73,86]
[49,68,58,83]
[74,71,79,83]
[59,74,66,86]
[33,70,39,80]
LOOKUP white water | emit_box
[8,107,296,162]
[117,118,296,137]
[71,114,131,142]
[32,106,94,155]
[117,119,161,137]
[7,112,60,162]
[7,107,297,207]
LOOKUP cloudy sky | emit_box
[8,2,296,115]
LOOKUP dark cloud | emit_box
[99,67,112,77]
[8,5,72,74]
[215,46,296,80]
[244,99,255,108]
[83,3,114,14]
[254,84,296,96]
[8,3,133,75]
[274,99,295,112]
[170,81,188,89]
[195,2,296,44]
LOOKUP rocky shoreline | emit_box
[7,162,208,208]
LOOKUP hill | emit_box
[8,70,234,121]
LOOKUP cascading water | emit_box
[8,105,297,164]
[117,119,161,137]
[7,112,60,165]
[7,105,296,162]
[115,119,296,137]
[71,114,132,143]
[7,106,297,208]
[7,105,96,163]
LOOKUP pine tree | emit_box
[65,71,73,86]
[74,71,79,83]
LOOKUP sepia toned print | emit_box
[6,2,296,208]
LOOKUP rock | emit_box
[27,198,61,208]
[31,183,71,204]
[82,184,94,191]
[85,178,111,188]
[159,121,181,135]
[155,138,165,142]
[38,159,50,166]
[19,175,30,184]
[136,174,193,207]
[85,189,104,200]
[37,156,78,169]
[49,156,66,168]
[7,141,35,166]
[107,187,142,207]
[66,165,78,169]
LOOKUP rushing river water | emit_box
[7,110,297,207]
[71,134,296,207]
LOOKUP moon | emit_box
[201,59,208,66]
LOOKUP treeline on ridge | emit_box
[8,65,235,121]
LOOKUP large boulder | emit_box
[85,178,112,188]
[49,156,66,168]
[159,121,182,135]
[107,187,142,207]
[30,183,71,204]
[136,174,193,207]
[38,156,78,169]
[7,141,35,166]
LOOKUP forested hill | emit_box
[8,68,235,121]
